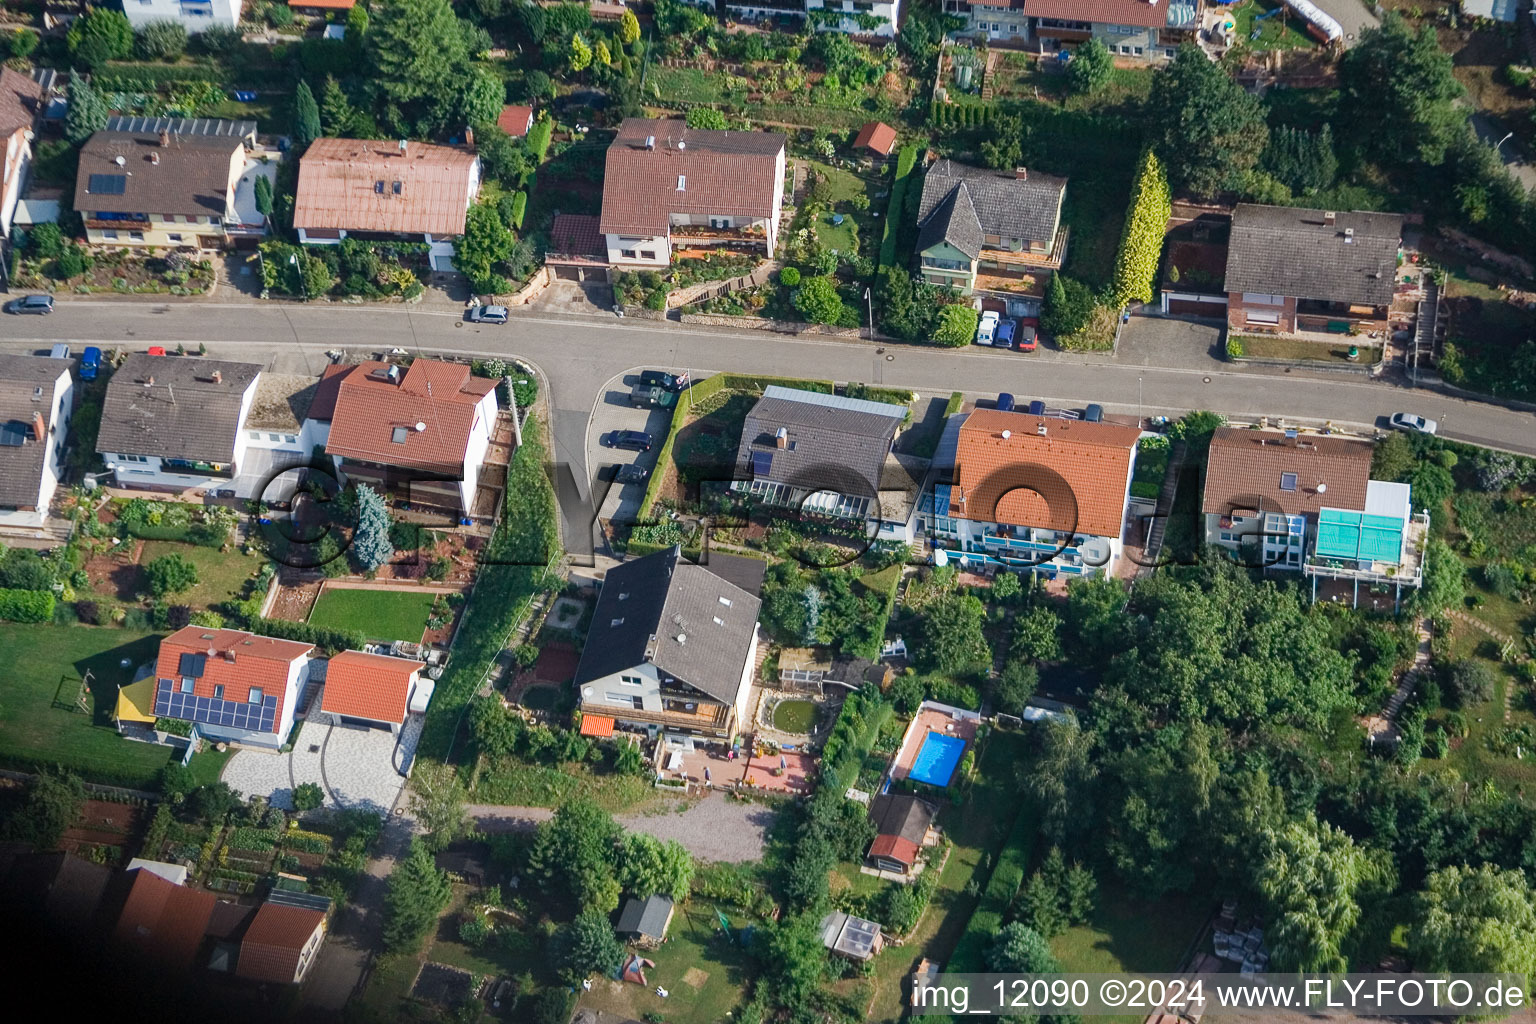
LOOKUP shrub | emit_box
[1447,660,1496,707]
[146,553,199,597]
[1226,335,1246,359]
[134,20,188,61]
[1111,149,1171,306]
[0,588,55,622]
[779,266,801,287]
[933,304,979,347]
[75,600,100,625]
[292,782,324,812]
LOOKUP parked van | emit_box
[80,346,102,381]
[996,393,1016,413]
[49,343,70,360]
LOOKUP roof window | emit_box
[718,596,732,607]
[1279,472,1298,491]
[392,181,402,195]
[374,180,385,194]
[391,426,409,443]
[676,174,686,191]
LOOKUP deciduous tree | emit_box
[454,203,515,294]
[1410,864,1536,979]
[616,833,694,900]
[527,797,623,912]
[551,910,625,983]
[913,593,990,676]
[1041,274,1097,338]
[619,8,640,45]
[2,768,85,848]
[1147,45,1267,197]
[793,275,846,325]
[932,304,979,347]
[685,106,728,130]
[1339,14,1463,167]
[409,762,470,851]
[134,20,187,61]
[1254,815,1378,973]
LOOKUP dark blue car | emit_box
[80,346,101,381]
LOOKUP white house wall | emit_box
[120,0,245,32]
[38,366,72,511]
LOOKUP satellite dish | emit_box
[414,421,427,432]
[1317,483,1327,494]
[678,141,686,150]
[114,155,126,167]
[1001,430,1011,440]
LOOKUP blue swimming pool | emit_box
[909,731,967,787]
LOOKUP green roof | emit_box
[1315,508,1404,563]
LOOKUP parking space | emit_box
[586,371,678,525]
[1116,316,1226,371]
[221,708,419,815]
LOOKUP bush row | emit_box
[878,144,920,270]
[948,799,1036,971]
[0,588,55,623]
[820,687,893,794]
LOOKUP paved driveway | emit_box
[222,712,420,814]
[586,370,677,530]
[1117,317,1226,371]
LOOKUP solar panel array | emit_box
[0,422,27,448]
[87,173,126,195]
[154,678,277,733]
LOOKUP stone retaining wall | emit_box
[678,311,863,339]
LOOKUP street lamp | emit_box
[863,287,874,342]
[1494,131,1515,155]
[1138,377,1143,427]
[289,251,305,301]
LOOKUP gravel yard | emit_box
[470,793,779,863]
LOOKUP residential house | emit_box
[806,0,903,37]
[616,894,675,947]
[74,123,249,248]
[718,0,810,26]
[0,355,72,521]
[240,372,328,501]
[1304,479,1429,609]
[496,104,534,139]
[112,866,219,972]
[125,859,190,886]
[289,0,357,12]
[234,892,330,985]
[1201,427,1374,573]
[312,358,499,516]
[121,0,246,33]
[915,160,1068,297]
[544,212,609,281]
[925,411,1141,578]
[293,139,481,271]
[866,793,936,875]
[149,626,317,750]
[97,355,263,495]
[319,650,430,734]
[852,121,898,162]
[1461,0,1520,23]
[0,68,42,240]
[573,546,765,742]
[598,118,786,269]
[943,0,1201,59]
[819,911,883,961]
[1224,205,1404,335]
[734,385,908,521]
[3,851,113,939]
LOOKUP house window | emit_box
[285,435,297,443]
[620,249,637,259]
[1165,48,1176,58]
[620,674,643,686]
[1242,292,1285,306]
[102,230,119,240]
[1246,310,1281,325]
[168,233,183,243]
[676,175,686,191]
[213,685,225,699]
[130,231,144,241]
[1134,47,1143,55]
[119,454,148,463]
[639,250,656,260]
[180,677,194,693]
[249,431,262,440]
[248,687,264,704]
[1219,531,1233,543]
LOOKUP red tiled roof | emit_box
[289,0,355,8]
[549,214,605,259]
[308,363,350,421]
[599,118,785,238]
[156,627,314,736]
[114,868,217,971]
[496,105,534,138]
[294,138,479,238]
[952,411,1140,539]
[868,834,920,867]
[1202,428,1374,518]
[236,902,326,985]
[579,714,616,738]
[321,650,423,725]
[1026,0,1167,28]
[853,122,897,157]
[324,359,497,475]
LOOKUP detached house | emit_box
[314,358,499,516]
[1224,205,1404,335]
[150,626,317,749]
[121,0,246,33]
[945,0,1202,59]
[74,122,249,248]
[806,0,903,37]
[293,139,481,271]
[97,355,264,495]
[925,411,1140,579]
[574,546,764,743]
[0,354,72,521]
[916,160,1068,296]
[0,68,42,240]
[599,118,786,270]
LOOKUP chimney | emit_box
[1035,423,1048,436]
[223,649,236,663]
[150,151,159,165]
[1323,211,1336,226]
[145,375,155,387]
[158,130,171,148]
[465,126,475,148]
[775,426,788,449]
[211,370,222,384]
[398,139,407,155]
[1014,167,1028,181]
[645,134,655,150]
[31,412,45,442]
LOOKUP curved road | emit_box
[10,299,1536,547]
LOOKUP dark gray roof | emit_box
[74,130,242,217]
[698,552,766,598]
[916,160,1066,259]
[1224,204,1404,307]
[616,894,673,939]
[103,116,257,144]
[0,355,70,509]
[98,355,262,463]
[736,388,906,501]
[573,547,762,706]
[869,794,935,845]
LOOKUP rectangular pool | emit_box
[909,731,967,787]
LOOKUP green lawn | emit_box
[649,66,724,105]
[1235,336,1380,364]
[771,699,817,734]
[307,587,436,643]
[139,540,261,612]
[0,623,179,786]
[471,755,660,812]
[804,161,881,260]
[1231,0,1318,51]
[1428,631,1536,792]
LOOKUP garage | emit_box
[1163,292,1227,318]
[553,265,582,281]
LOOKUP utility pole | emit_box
[504,377,525,447]
[864,287,874,342]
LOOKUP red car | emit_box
[148,346,167,356]
[1015,318,1039,352]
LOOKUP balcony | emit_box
[671,224,768,244]
[978,226,1069,272]
[86,218,150,231]
[581,699,733,734]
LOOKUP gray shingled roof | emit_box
[98,355,261,463]
[573,547,761,706]
[1224,204,1404,307]
[616,894,673,939]
[916,160,1066,259]
[869,793,935,844]
[737,388,906,500]
[0,355,69,509]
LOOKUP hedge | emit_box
[249,617,363,654]
[878,144,920,270]
[124,520,229,548]
[1110,148,1171,307]
[819,688,893,794]
[948,804,1037,971]
[0,588,55,622]
[509,190,527,230]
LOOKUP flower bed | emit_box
[228,826,279,852]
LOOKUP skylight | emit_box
[391,426,409,443]
[1279,472,1298,491]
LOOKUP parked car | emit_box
[466,304,509,324]
[995,319,1016,349]
[4,294,53,315]
[147,346,167,356]
[996,392,1016,413]
[49,344,70,360]
[975,310,1000,345]
[629,385,677,409]
[606,430,654,452]
[80,346,101,381]
[639,369,690,392]
[1015,324,1038,352]
[1027,400,1046,416]
[1390,412,1438,435]
[1083,403,1103,422]
[614,463,650,484]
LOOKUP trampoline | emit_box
[909,731,967,787]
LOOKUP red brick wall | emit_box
[1226,293,1297,333]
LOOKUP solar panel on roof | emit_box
[177,652,207,678]
[751,451,773,477]
[0,422,27,447]
[87,174,126,195]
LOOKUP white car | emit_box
[975,310,1000,345]
[1390,412,1438,435]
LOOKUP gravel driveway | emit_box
[469,794,779,863]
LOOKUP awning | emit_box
[115,678,159,725]
[579,714,615,738]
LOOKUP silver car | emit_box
[1390,412,1438,435]
[466,304,508,324]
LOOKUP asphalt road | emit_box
[10,300,1536,552]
